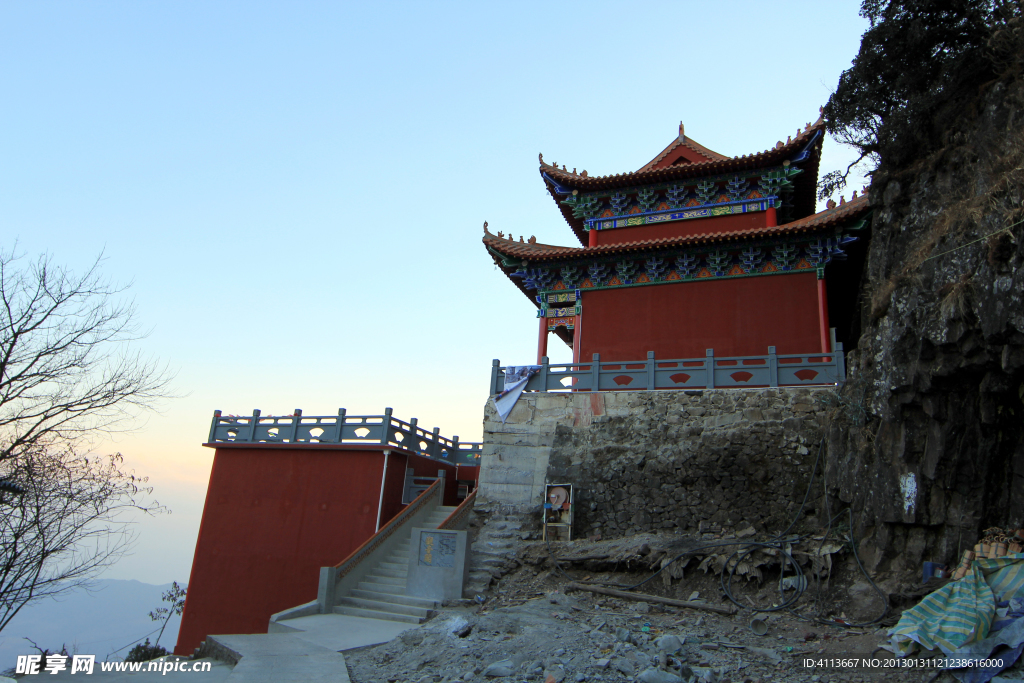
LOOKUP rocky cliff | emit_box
[828,75,1024,573]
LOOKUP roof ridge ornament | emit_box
[483,221,490,234]
[679,121,685,142]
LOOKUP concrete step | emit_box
[350,588,438,609]
[338,596,432,619]
[334,605,423,624]
[484,530,523,539]
[373,567,408,579]
[363,573,405,586]
[379,561,407,572]
[358,581,406,595]
[385,553,409,564]
[467,570,493,584]
[471,556,507,569]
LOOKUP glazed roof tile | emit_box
[540,117,824,190]
[483,193,870,263]
[542,116,826,245]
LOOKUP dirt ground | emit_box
[344,531,1021,683]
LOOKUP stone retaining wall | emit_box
[478,388,834,537]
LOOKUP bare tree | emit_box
[0,248,171,633]
[0,447,161,632]
[0,249,170,460]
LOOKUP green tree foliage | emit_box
[125,638,166,663]
[820,0,1023,199]
[148,581,186,650]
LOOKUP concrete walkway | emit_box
[211,633,349,683]
[33,612,418,682]
[269,612,416,651]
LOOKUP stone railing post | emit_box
[334,408,347,442]
[408,417,419,452]
[247,409,261,441]
[539,356,549,391]
[705,349,715,389]
[646,351,655,390]
[768,346,778,388]
[290,409,302,442]
[430,427,441,459]
[381,407,393,444]
[490,359,500,396]
[209,410,221,443]
[590,353,601,392]
[836,341,846,385]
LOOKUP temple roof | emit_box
[542,116,826,245]
[484,192,870,303]
[636,123,730,171]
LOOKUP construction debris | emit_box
[564,583,738,616]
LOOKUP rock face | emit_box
[479,388,832,537]
[827,78,1024,572]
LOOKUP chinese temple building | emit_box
[484,117,871,369]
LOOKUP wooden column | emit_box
[588,229,598,247]
[765,206,778,228]
[537,315,548,365]
[817,274,831,353]
[572,313,581,365]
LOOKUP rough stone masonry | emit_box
[477,388,835,538]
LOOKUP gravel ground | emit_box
[344,587,985,683]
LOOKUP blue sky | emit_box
[1,1,870,586]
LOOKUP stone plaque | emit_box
[418,531,457,568]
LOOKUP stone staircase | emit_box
[464,516,524,597]
[333,504,458,624]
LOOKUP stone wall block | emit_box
[481,388,831,534]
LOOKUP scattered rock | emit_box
[655,635,684,654]
[615,627,631,643]
[482,659,514,677]
[543,668,566,683]
[636,668,684,683]
[846,581,883,623]
[610,657,634,675]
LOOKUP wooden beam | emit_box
[565,582,737,615]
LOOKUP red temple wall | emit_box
[578,272,820,362]
[175,446,387,655]
[377,452,460,526]
[593,212,768,247]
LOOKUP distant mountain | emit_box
[0,580,182,671]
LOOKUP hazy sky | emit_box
[1,1,871,586]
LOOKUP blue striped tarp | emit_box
[890,554,1024,655]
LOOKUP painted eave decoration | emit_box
[540,117,826,245]
[483,192,872,305]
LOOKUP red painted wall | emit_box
[175,446,387,655]
[404,453,459,506]
[578,272,820,362]
[594,211,767,246]
[377,451,410,531]
[375,452,460,527]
